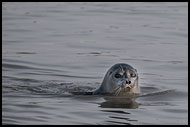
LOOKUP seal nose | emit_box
[126,80,131,84]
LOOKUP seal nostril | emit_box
[126,80,131,84]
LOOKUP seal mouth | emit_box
[121,83,134,89]
[126,84,134,89]
[114,83,134,96]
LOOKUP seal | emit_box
[92,63,140,96]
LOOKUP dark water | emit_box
[2,2,188,125]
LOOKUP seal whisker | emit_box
[119,65,123,72]
[114,89,119,96]
[114,87,120,96]
[114,87,122,96]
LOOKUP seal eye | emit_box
[130,73,136,77]
[115,74,121,78]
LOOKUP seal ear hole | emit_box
[109,72,112,75]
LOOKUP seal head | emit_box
[93,63,140,96]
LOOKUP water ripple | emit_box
[122,58,184,64]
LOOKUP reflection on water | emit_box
[2,2,188,125]
[99,97,139,109]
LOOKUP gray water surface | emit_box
[2,2,188,125]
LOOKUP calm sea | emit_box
[2,2,188,125]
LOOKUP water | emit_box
[2,2,188,125]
